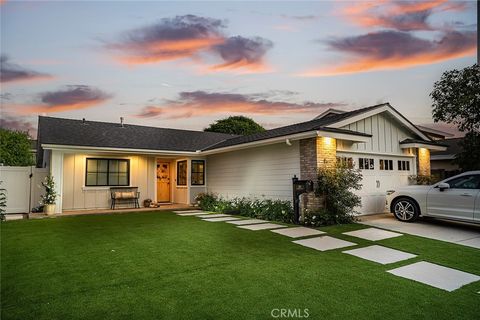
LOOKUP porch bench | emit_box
[110,187,140,209]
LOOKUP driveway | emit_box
[360,213,480,249]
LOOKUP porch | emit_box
[29,203,193,219]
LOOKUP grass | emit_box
[1,211,479,320]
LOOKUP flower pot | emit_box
[44,204,56,216]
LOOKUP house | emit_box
[36,103,446,215]
[430,138,463,179]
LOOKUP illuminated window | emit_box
[380,159,393,170]
[177,160,187,186]
[337,156,354,168]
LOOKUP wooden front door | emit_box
[157,162,170,202]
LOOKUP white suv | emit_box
[387,171,480,223]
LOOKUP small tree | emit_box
[40,175,57,205]
[305,164,362,226]
[0,182,6,221]
[204,116,265,135]
[0,128,35,166]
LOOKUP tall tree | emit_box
[430,64,480,171]
[0,128,35,166]
[430,64,479,132]
[204,116,266,135]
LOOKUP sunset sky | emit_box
[0,0,477,137]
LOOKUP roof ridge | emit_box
[38,115,235,137]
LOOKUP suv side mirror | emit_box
[437,182,450,191]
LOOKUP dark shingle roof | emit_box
[37,117,236,152]
[203,104,383,150]
[38,103,421,154]
[430,138,463,156]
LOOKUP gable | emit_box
[336,112,417,155]
[326,104,430,141]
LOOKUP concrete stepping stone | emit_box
[177,212,210,216]
[388,261,480,292]
[271,227,325,238]
[173,210,203,214]
[196,214,230,218]
[343,245,416,264]
[293,236,357,252]
[202,217,242,222]
[227,219,267,225]
[342,227,402,241]
[237,223,287,231]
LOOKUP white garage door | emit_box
[337,153,414,215]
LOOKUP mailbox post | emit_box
[292,175,314,224]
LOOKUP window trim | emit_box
[176,160,188,186]
[379,159,394,171]
[85,158,130,187]
[191,160,205,186]
[359,158,374,170]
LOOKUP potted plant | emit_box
[41,175,57,216]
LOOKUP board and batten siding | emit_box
[206,141,300,201]
[62,153,156,210]
[337,112,415,155]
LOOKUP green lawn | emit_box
[1,212,479,320]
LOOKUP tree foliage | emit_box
[204,116,265,135]
[455,131,480,171]
[309,164,363,225]
[430,64,479,132]
[430,64,480,171]
[0,128,35,166]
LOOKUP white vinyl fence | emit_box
[0,166,49,213]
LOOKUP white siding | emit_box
[206,141,300,201]
[62,153,156,210]
[336,112,418,214]
[340,112,415,155]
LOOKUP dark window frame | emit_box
[359,158,374,170]
[398,160,410,171]
[336,156,354,169]
[177,160,187,186]
[191,160,205,186]
[380,159,394,171]
[85,158,130,187]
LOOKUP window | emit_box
[85,158,129,186]
[191,160,205,185]
[444,175,480,189]
[398,160,410,171]
[336,156,353,168]
[359,158,374,170]
[379,159,393,170]
[177,160,187,186]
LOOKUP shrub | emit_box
[40,175,57,205]
[311,164,362,226]
[408,175,440,185]
[0,182,6,221]
[195,193,294,223]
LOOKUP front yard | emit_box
[1,211,479,320]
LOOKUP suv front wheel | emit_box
[392,198,419,222]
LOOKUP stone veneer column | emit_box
[299,137,337,215]
[417,147,431,176]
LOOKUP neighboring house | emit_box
[430,138,463,179]
[36,103,446,215]
[416,125,454,141]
